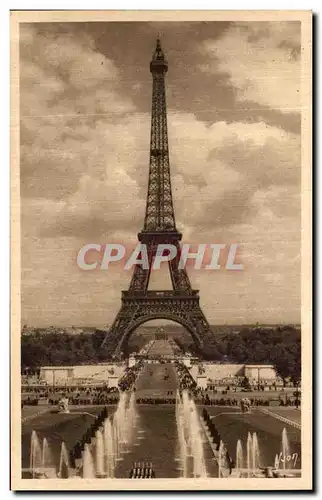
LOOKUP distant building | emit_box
[244,364,277,380]
[189,363,280,389]
[39,363,125,387]
[154,328,168,340]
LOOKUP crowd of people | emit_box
[22,392,300,408]
[202,408,233,472]
[174,361,197,392]
[118,361,143,392]
[22,385,119,407]
[22,386,48,398]
[136,397,177,405]
[194,395,300,407]
[68,406,109,470]
[206,378,289,391]
[49,392,119,406]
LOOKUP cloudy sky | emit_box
[20,21,301,327]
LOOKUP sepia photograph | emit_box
[10,10,312,491]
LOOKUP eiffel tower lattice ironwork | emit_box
[102,39,213,357]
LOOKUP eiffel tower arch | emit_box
[112,310,203,358]
[107,290,213,356]
[102,40,214,358]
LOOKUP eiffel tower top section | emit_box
[150,38,168,72]
[140,39,179,243]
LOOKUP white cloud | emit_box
[200,22,301,114]
[20,24,134,121]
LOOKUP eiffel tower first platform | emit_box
[102,40,214,358]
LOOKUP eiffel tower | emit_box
[102,39,213,357]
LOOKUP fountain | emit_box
[83,443,96,478]
[81,391,139,478]
[28,390,139,479]
[235,440,243,476]
[41,438,48,470]
[217,441,224,478]
[271,427,301,477]
[58,442,70,478]
[95,429,105,477]
[189,398,207,477]
[175,392,188,477]
[103,417,115,478]
[112,391,138,461]
[125,391,138,445]
[281,427,290,472]
[175,390,207,478]
[243,432,261,477]
[233,427,299,478]
[114,392,127,446]
[29,430,42,478]
[252,432,260,474]
[29,431,57,478]
[246,432,252,478]
[41,437,56,477]
[274,453,280,470]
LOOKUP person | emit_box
[58,394,69,413]
[240,397,251,413]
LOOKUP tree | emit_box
[272,343,301,387]
[240,376,251,391]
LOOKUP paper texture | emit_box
[11,10,312,491]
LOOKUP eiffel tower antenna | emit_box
[102,40,213,357]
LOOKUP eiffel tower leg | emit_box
[101,303,140,359]
[168,241,193,292]
[186,307,214,356]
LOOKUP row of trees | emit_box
[21,330,110,372]
[21,329,147,373]
[175,325,301,386]
[21,325,301,385]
